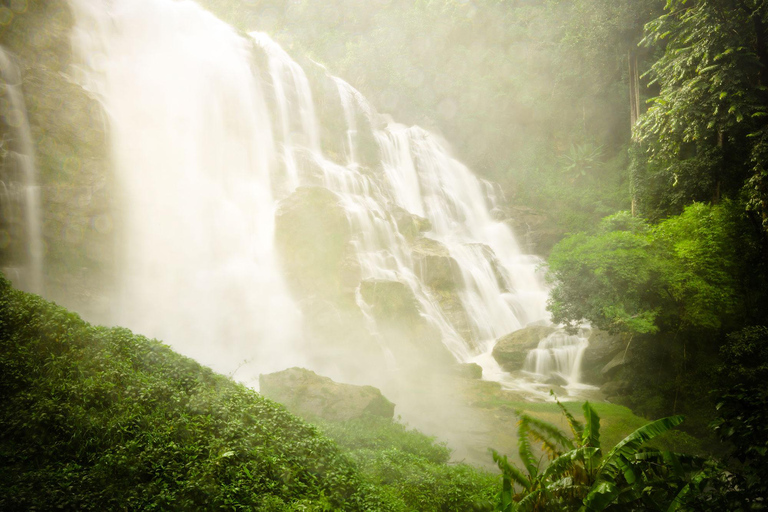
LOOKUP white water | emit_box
[524,331,590,385]
[70,0,305,382]
[0,46,43,295]
[67,0,587,394]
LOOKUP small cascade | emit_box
[333,77,360,166]
[0,46,43,295]
[524,331,590,385]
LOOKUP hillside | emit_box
[0,275,495,510]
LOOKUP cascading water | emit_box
[66,0,589,395]
[524,330,590,385]
[0,46,43,295]
[69,0,304,382]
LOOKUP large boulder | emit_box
[274,186,357,298]
[358,278,454,366]
[411,237,462,291]
[492,325,557,372]
[259,367,395,421]
[392,206,431,241]
[435,290,476,347]
[580,329,626,385]
[359,279,422,324]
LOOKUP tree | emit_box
[637,0,768,230]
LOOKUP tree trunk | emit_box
[629,49,641,216]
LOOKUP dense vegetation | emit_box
[0,275,496,511]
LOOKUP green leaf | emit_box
[598,416,685,480]
[581,402,601,449]
[582,480,620,511]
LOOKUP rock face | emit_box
[259,367,395,421]
[392,206,431,241]
[580,329,627,385]
[274,186,356,298]
[1,1,115,321]
[503,205,563,256]
[358,278,454,366]
[411,237,462,291]
[492,325,557,372]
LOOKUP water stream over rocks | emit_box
[63,0,592,399]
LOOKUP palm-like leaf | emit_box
[492,448,532,490]
[581,402,601,449]
[580,480,619,512]
[519,412,576,454]
[540,447,600,482]
[598,415,685,480]
[517,418,540,479]
[552,391,584,441]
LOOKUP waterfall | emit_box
[69,0,305,381]
[524,331,590,385]
[0,46,43,295]
[65,0,587,392]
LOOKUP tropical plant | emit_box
[490,395,708,511]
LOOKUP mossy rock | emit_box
[454,362,483,379]
[275,186,355,298]
[358,278,454,366]
[581,329,626,385]
[260,367,395,422]
[359,278,421,324]
[434,289,476,348]
[392,205,431,241]
[411,237,462,291]
[492,325,556,372]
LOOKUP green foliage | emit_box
[491,398,702,511]
[707,326,768,508]
[548,202,753,337]
[318,415,497,511]
[637,0,768,229]
[0,275,395,510]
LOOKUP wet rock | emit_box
[392,205,431,241]
[435,290,476,347]
[275,186,355,298]
[359,279,421,324]
[492,325,556,372]
[358,278,454,366]
[462,242,511,293]
[581,329,626,385]
[455,362,483,379]
[411,237,462,290]
[259,367,395,421]
[601,380,632,398]
[545,373,569,387]
[601,350,630,378]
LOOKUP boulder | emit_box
[274,186,356,298]
[601,380,632,398]
[601,350,630,378]
[358,278,454,366]
[259,367,395,422]
[580,329,625,385]
[411,237,462,290]
[492,325,557,372]
[435,290,476,347]
[455,362,483,379]
[392,205,431,241]
[359,279,421,324]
